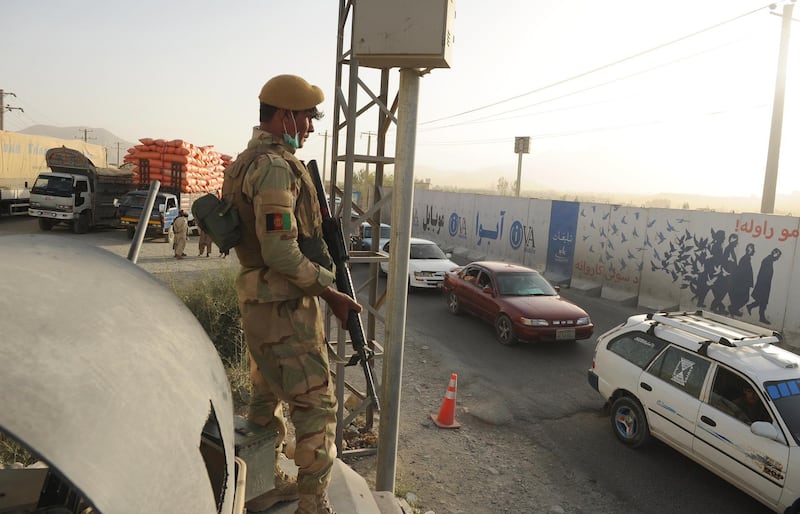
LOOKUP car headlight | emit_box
[576,317,591,326]
[414,271,435,278]
[57,204,73,211]
[520,317,548,327]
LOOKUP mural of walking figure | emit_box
[728,243,755,317]
[709,233,738,314]
[747,248,782,324]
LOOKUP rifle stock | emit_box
[307,160,380,412]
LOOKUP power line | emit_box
[419,34,755,132]
[415,101,771,146]
[420,3,774,126]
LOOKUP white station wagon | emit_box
[588,310,800,513]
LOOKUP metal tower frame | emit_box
[328,0,397,456]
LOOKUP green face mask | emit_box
[283,112,300,149]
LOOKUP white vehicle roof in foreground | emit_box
[621,310,800,383]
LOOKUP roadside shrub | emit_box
[169,269,251,408]
[171,269,242,363]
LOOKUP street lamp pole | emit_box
[760,1,795,214]
[514,136,530,197]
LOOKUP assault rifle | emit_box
[307,160,380,412]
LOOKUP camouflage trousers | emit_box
[241,297,337,495]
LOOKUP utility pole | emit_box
[319,130,330,186]
[0,90,24,131]
[114,142,125,166]
[77,128,95,142]
[360,130,376,174]
[760,1,795,214]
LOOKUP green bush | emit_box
[169,269,251,409]
[171,269,243,365]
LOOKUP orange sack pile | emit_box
[123,138,234,194]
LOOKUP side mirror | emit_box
[158,204,166,214]
[554,285,561,293]
[113,198,119,207]
[751,421,784,443]
[445,252,453,258]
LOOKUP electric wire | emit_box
[420,3,774,126]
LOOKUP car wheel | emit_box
[164,230,174,244]
[611,396,651,448]
[495,314,517,346]
[446,291,461,315]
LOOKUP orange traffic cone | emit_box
[431,373,461,429]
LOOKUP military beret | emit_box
[258,74,324,111]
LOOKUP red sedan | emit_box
[441,261,594,345]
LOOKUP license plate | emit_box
[556,328,575,340]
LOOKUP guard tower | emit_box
[328,0,455,492]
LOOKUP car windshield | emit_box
[765,379,800,444]
[121,194,147,207]
[495,272,557,296]
[411,243,447,260]
[31,176,73,197]
[362,225,391,239]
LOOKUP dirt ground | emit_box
[338,335,627,514]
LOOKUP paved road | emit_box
[349,265,773,514]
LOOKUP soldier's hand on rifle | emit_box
[320,286,363,329]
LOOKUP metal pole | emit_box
[375,68,419,493]
[515,152,523,197]
[321,130,329,188]
[760,2,794,214]
[127,180,160,263]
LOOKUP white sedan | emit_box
[380,238,459,289]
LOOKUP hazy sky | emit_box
[3,0,798,199]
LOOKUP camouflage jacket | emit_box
[231,128,335,304]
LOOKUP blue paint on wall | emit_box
[546,201,579,286]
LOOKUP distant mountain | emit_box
[18,125,137,166]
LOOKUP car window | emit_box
[709,367,771,425]
[410,244,446,260]
[496,272,556,296]
[477,272,492,289]
[766,379,800,444]
[462,267,481,285]
[647,346,711,399]
[606,333,668,369]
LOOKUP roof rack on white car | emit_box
[645,310,783,356]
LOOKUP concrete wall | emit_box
[412,189,800,339]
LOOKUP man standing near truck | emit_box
[172,210,189,259]
[224,74,361,514]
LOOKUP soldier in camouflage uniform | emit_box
[225,74,360,514]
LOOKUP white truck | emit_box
[1,130,109,217]
[28,147,135,233]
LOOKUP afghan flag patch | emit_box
[265,212,291,232]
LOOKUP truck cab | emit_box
[118,190,179,243]
[118,189,199,243]
[28,147,134,233]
